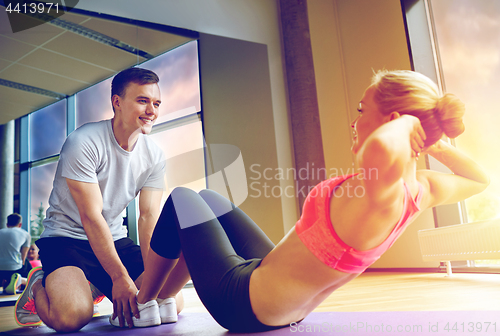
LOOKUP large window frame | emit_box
[15,38,204,245]
[402,0,465,228]
[402,0,499,272]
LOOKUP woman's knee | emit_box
[171,186,198,200]
[198,189,227,202]
[198,189,234,218]
[170,187,217,229]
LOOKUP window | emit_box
[75,41,201,128]
[142,41,201,124]
[25,101,65,230]
[29,100,66,161]
[18,40,203,244]
[76,77,114,128]
[30,162,57,240]
[149,116,206,201]
[139,40,205,218]
[430,0,500,223]
[144,40,204,200]
[404,0,500,270]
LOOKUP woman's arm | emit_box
[358,114,425,205]
[419,140,490,207]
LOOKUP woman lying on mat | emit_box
[118,70,489,332]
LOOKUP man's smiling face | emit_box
[113,82,161,135]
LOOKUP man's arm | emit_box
[137,188,163,265]
[65,178,139,328]
[20,246,29,266]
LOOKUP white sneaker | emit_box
[109,299,161,328]
[14,267,43,327]
[93,304,100,317]
[158,297,178,323]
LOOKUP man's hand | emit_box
[111,275,139,328]
[66,178,141,327]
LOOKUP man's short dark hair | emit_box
[111,67,160,99]
[7,213,22,227]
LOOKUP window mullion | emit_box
[19,116,30,232]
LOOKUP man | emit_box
[15,68,183,332]
[0,213,31,294]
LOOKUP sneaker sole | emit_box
[161,316,178,324]
[158,298,177,324]
[135,316,161,327]
[14,267,42,327]
[5,273,20,295]
[110,316,161,328]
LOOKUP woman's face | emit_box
[28,245,39,260]
[351,86,388,154]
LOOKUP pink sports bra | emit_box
[295,174,422,273]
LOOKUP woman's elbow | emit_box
[479,177,490,192]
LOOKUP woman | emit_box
[27,244,42,269]
[114,70,489,331]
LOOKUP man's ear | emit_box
[112,94,121,111]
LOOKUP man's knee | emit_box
[48,303,93,332]
[44,266,94,332]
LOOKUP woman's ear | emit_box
[388,111,401,121]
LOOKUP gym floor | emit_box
[2,272,500,333]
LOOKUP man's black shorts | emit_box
[0,260,32,284]
[36,237,144,299]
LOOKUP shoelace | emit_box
[22,297,37,315]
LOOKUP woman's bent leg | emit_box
[150,188,270,329]
[151,187,243,291]
[198,189,275,259]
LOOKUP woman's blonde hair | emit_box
[371,70,465,147]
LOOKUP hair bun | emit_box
[435,93,465,138]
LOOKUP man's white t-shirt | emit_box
[41,119,165,241]
[0,227,31,270]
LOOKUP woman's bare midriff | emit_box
[248,227,359,327]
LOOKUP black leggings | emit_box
[150,187,284,332]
